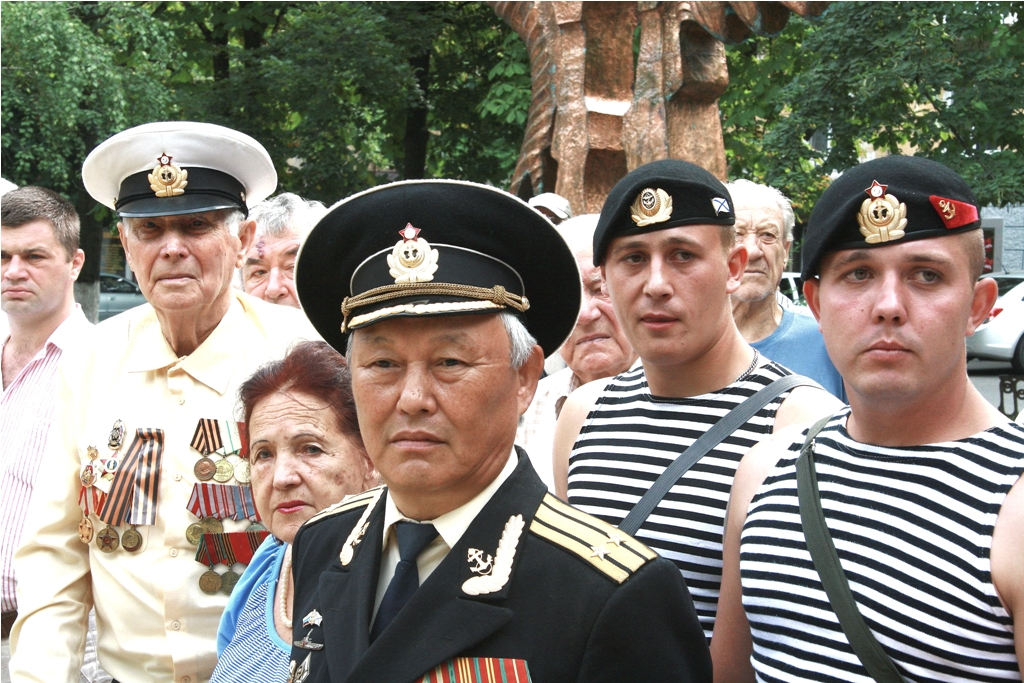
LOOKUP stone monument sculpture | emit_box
[490,1,828,214]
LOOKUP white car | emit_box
[967,278,1024,372]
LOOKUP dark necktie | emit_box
[370,521,439,641]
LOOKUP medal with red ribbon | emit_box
[98,428,164,527]
[195,530,269,566]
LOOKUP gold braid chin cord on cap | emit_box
[340,283,530,332]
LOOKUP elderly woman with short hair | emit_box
[210,341,378,682]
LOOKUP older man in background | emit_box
[10,122,317,683]
[516,214,637,491]
[727,179,845,399]
[240,192,325,308]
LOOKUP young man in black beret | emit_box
[715,155,1024,682]
[287,179,712,683]
[552,160,841,647]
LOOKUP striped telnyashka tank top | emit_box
[742,410,1024,683]
[568,354,797,641]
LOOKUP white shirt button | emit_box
[171,621,180,631]
[177,397,185,405]
[174,474,182,482]
[169,548,178,558]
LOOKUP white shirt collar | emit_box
[382,448,518,550]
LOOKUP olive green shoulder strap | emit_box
[796,414,909,683]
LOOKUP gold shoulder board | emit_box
[530,494,657,584]
[304,485,384,525]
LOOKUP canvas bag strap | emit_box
[797,414,909,683]
[618,374,815,536]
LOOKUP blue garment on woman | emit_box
[210,537,290,683]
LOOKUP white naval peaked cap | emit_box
[82,121,277,217]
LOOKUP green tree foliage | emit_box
[1,2,173,198]
[721,1,1024,221]
[1,1,532,209]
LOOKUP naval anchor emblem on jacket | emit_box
[461,514,524,596]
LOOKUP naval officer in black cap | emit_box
[10,122,317,683]
[287,179,712,683]
[715,155,1024,682]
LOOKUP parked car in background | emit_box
[778,271,808,309]
[99,272,147,321]
[987,272,1024,298]
[967,279,1024,372]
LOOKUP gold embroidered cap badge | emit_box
[148,153,188,198]
[630,188,673,227]
[387,224,440,284]
[857,180,907,244]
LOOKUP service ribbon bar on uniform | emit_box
[195,530,269,566]
[417,657,532,683]
[190,418,223,455]
[187,482,236,520]
[99,429,164,527]
[229,485,259,521]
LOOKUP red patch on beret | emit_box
[929,195,979,229]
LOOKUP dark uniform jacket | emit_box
[288,451,711,683]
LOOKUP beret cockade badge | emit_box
[147,154,188,198]
[630,188,673,227]
[858,180,907,244]
[388,224,439,284]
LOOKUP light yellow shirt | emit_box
[372,450,517,619]
[10,292,318,683]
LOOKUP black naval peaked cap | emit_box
[593,159,735,266]
[295,179,582,357]
[801,155,982,280]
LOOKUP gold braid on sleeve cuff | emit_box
[340,283,530,332]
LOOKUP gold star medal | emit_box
[148,153,188,198]
[858,180,907,244]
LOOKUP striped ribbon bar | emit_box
[214,419,243,455]
[190,418,223,455]
[99,429,164,526]
[78,486,103,517]
[187,482,237,520]
[418,658,532,683]
[229,486,259,521]
[195,530,269,566]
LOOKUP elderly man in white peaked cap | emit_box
[9,122,318,683]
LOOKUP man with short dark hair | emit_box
[240,192,326,308]
[1,186,92,679]
[288,179,712,683]
[553,160,842,645]
[727,179,845,399]
[10,122,317,683]
[714,155,1024,682]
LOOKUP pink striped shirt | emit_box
[1,306,92,612]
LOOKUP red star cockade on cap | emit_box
[157,153,173,167]
[399,224,421,241]
[865,180,887,198]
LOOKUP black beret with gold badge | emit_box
[295,180,581,357]
[801,155,981,279]
[593,159,735,266]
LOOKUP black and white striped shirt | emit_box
[742,410,1024,683]
[567,354,796,640]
